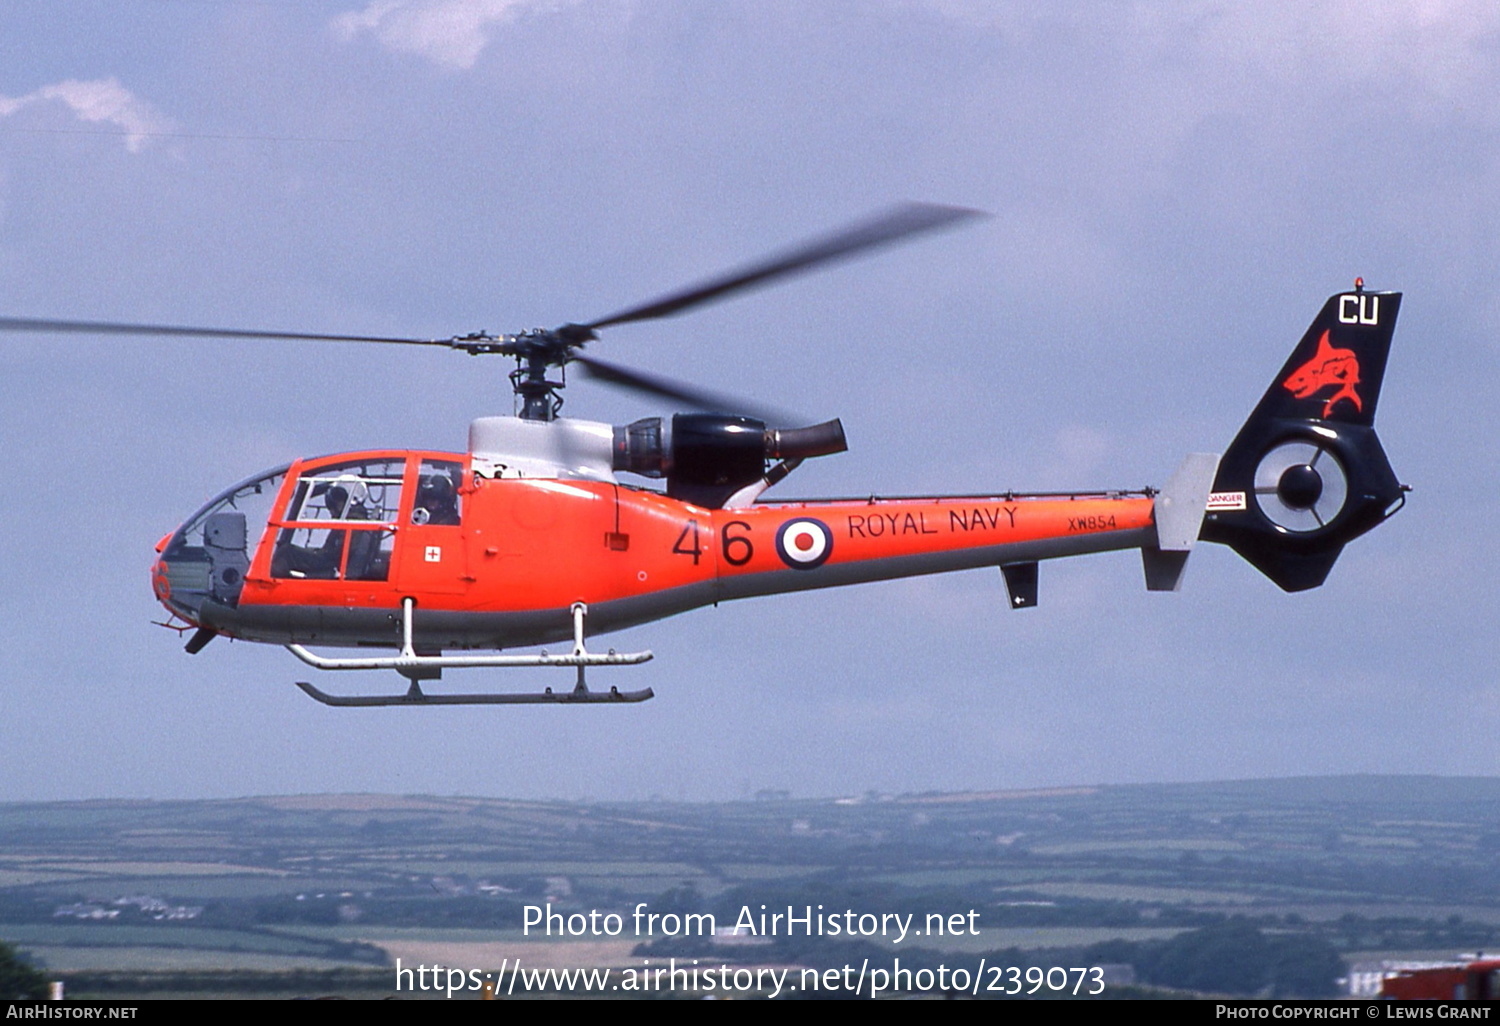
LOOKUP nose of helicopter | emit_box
[152,534,207,626]
[152,544,223,654]
[151,463,288,634]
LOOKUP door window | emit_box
[272,458,406,581]
[412,460,464,526]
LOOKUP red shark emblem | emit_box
[1282,329,1362,417]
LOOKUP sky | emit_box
[0,0,1497,802]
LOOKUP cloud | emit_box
[916,0,1500,109]
[332,0,580,70]
[1190,0,1500,98]
[0,78,173,153]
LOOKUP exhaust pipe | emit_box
[765,419,847,460]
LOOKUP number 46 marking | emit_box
[674,519,756,566]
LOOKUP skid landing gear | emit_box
[289,599,653,707]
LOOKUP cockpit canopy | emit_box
[157,453,466,617]
[158,463,290,616]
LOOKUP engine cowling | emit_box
[613,413,846,508]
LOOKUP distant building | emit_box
[53,898,201,921]
[1345,960,1464,997]
[53,903,118,920]
[154,906,203,921]
[111,895,203,920]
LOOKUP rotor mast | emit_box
[510,334,567,421]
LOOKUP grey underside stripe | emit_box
[204,527,1150,651]
[714,527,1153,601]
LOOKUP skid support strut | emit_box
[290,599,654,706]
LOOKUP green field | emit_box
[2,777,1498,997]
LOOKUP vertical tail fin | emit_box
[1200,288,1406,591]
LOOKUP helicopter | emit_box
[1,204,1407,707]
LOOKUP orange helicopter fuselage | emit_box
[160,448,1156,652]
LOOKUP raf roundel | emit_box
[775,517,833,570]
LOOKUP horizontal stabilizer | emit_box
[1154,453,1220,551]
[1141,453,1219,592]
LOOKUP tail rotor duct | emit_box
[1252,441,1348,533]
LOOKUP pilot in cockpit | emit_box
[271,478,371,579]
[413,474,460,526]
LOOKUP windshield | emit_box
[165,464,291,558]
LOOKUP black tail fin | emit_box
[1200,288,1406,591]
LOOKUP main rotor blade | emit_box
[572,354,794,424]
[579,201,985,332]
[0,316,445,347]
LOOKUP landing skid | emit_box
[294,679,654,707]
[287,600,653,707]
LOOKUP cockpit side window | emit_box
[283,458,406,524]
[413,460,464,526]
[271,458,406,581]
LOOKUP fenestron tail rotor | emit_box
[1252,441,1350,533]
